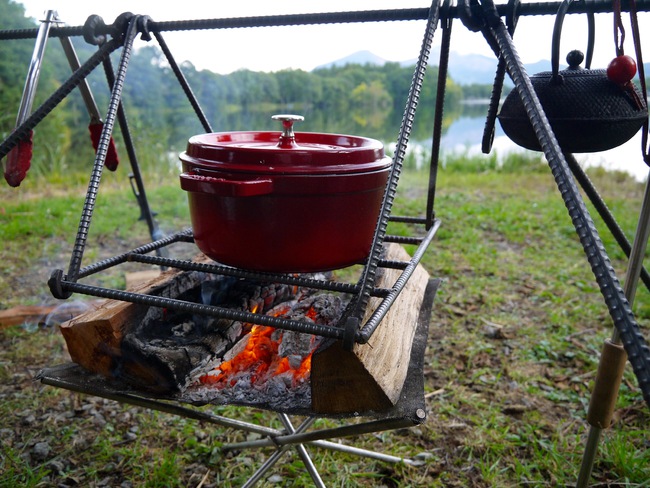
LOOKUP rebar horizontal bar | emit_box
[57,279,348,338]
[73,227,416,300]
[2,0,650,41]
[376,260,409,270]
[384,235,424,245]
[389,216,428,224]
[123,252,377,296]
[76,228,193,279]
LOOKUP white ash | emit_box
[278,330,315,360]
[179,291,349,411]
[182,374,312,411]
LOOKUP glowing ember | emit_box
[198,302,320,389]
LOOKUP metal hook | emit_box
[137,15,154,42]
[82,15,107,46]
[458,0,484,32]
[551,0,595,81]
[439,0,453,28]
[111,12,136,43]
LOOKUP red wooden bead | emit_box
[607,55,637,85]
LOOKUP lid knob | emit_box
[272,114,304,148]
[566,49,584,70]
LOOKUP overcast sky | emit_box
[16,1,650,74]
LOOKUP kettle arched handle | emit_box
[551,0,595,80]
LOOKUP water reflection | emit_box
[193,107,649,182]
[578,133,649,182]
[427,115,649,182]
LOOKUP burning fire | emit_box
[198,302,320,389]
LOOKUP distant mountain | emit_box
[315,50,388,69]
[318,49,650,86]
[402,47,553,85]
[429,48,505,85]
[318,49,552,85]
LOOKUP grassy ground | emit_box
[0,158,649,486]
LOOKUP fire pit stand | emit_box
[37,278,439,486]
[3,6,447,482]
[2,0,650,385]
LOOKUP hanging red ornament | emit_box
[607,54,637,85]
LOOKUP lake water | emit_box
[173,110,650,182]
[436,115,650,182]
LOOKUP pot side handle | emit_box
[180,172,273,197]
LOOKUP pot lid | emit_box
[180,114,391,175]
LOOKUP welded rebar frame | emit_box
[3,1,650,485]
[0,3,648,366]
[0,6,447,350]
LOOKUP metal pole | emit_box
[307,439,419,465]
[278,414,325,488]
[3,9,57,186]
[576,170,650,487]
[240,417,317,488]
[221,417,414,451]
[14,10,57,124]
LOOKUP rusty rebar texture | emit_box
[64,17,143,283]
[479,0,650,404]
[349,0,441,343]
[2,0,650,42]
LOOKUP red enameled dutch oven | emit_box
[179,114,392,272]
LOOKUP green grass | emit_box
[1,157,649,486]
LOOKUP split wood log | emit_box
[60,245,431,414]
[60,256,299,394]
[0,302,102,330]
[59,256,210,379]
[125,269,161,290]
[311,243,430,414]
[0,305,62,329]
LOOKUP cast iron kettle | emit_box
[498,0,648,153]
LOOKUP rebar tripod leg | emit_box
[577,169,650,487]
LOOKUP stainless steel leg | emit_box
[278,414,326,488]
[222,417,413,451]
[309,439,417,465]
[577,169,650,488]
[240,417,317,488]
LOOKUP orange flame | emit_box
[199,303,317,389]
